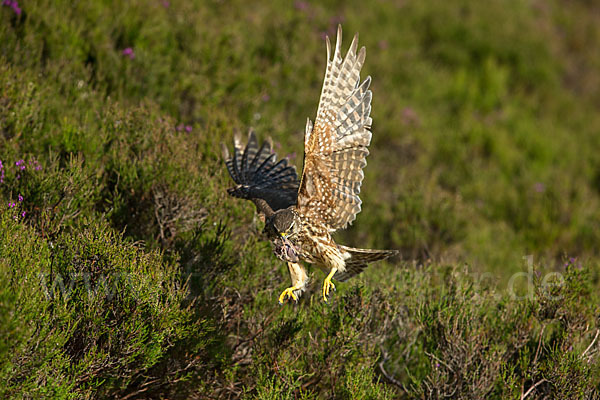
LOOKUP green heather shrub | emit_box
[1,0,600,398]
[0,209,212,399]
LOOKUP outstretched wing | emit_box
[223,129,299,216]
[297,25,372,231]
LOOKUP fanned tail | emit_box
[334,245,398,282]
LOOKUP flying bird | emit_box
[222,25,398,304]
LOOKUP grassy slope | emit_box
[1,0,600,398]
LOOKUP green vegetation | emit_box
[1,0,600,398]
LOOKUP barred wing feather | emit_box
[297,25,373,231]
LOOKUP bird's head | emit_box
[264,208,301,263]
[264,208,300,240]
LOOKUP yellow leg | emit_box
[278,285,302,304]
[278,262,309,305]
[322,268,337,302]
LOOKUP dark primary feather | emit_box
[222,129,300,214]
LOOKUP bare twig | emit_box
[533,324,546,365]
[582,329,600,359]
[424,351,454,373]
[521,379,547,400]
[378,347,403,389]
[120,379,159,400]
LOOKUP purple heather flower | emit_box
[122,47,135,59]
[176,124,184,132]
[0,160,4,183]
[28,158,42,171]
[294,0,309,11]
[185,125,192,133]
[21,211,26,217]
[18,194,23,202]
[8,202,16,208]
[261,93,270,102]
[330,15,345,25]
[161,0,170,7]
[2,0,21,15]
[533,182,545,193]
[402,107,420,126]
[15,159,25,170]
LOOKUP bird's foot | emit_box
[322,271,337,302]
[278,286,300,305]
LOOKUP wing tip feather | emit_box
[233,131,242,149]
[247,127,256,141]
[350,32,359,55]
[335,24,343,57]
[221,143,230,160]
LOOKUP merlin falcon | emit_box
[222,25,398,304]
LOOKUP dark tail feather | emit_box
[334,246,398,282]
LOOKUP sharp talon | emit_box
[278,286,299,304]
[322,273,336,302]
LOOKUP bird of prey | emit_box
[222,25,398,304]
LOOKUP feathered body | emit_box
[223,26,398,303]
